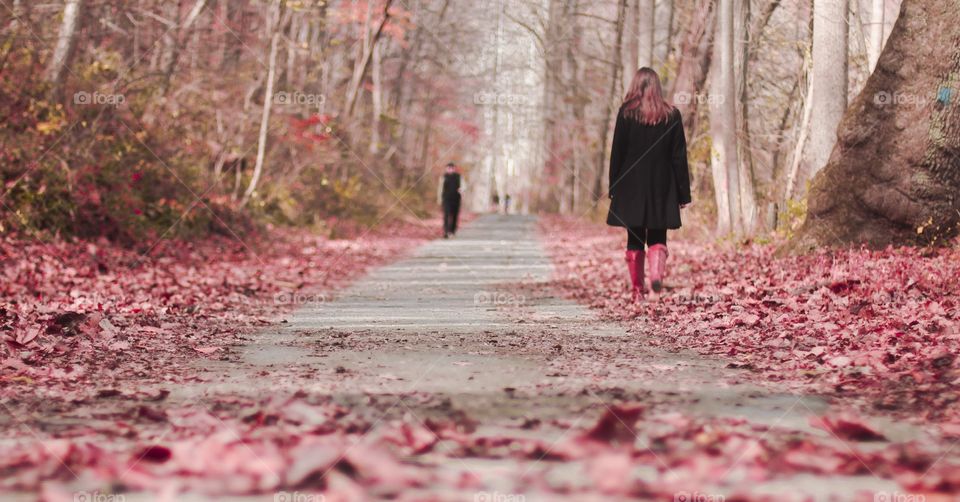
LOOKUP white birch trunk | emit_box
[655,0,674,65]
[45,0,84,87]
[242,10,281,204]
[785,71,815,200]
[868,0,885,71]
[637,0,655,68]
[623,0,639,90]
[369,41,383,154]
[808,0,849,176]
[711,0,742,235]
[734,0,758,233]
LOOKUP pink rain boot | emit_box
[647,244,669,293]
[625,249,646,302]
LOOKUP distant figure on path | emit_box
[439,162,464,238]
[607,67,692,302]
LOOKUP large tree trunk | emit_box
[807,0,849,178]
[792,0,960,249]
[45,0,84,89]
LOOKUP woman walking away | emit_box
[607,67,691,302]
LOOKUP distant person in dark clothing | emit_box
[439,163,465,238]
[607,67,692,302]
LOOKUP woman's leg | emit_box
[624,228,647,301]
[646,229,667,247]
[626,227,646,250]
[646,229,669,292]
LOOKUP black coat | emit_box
[441,172,462,209]
[606,107,691,230]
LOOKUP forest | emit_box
[1,0,960,500]
[3,0,955,247]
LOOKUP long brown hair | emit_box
[622,67,674,125]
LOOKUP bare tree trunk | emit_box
[868,0,885,71]
[669,0,715,132]
[7,0,24,31]
[734,0,759,232]
[596,0,629,204]
[369,41,383,154]
[542,0,563,212]
[808,0,849,177]
[655,0,674,66]
[623,0,639,90]
[569,0,585,213]
[45,0,84,89]
[637,0,655,68]
[242,2,282,205]
[784,68,814,200]
[343,0,395,120]
[159,0,209,96]
[792,0,960,248]
[711,0,742,235]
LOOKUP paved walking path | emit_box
[191,214,918,500]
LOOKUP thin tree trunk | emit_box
[369,41,383,154]
[711,0,742,235]
[160,0,209,96]
[868,0,885,71]
[8,0,24,31]
[784,68,814,201]
[45,0,84,89]
[735,0,759,232]
[656,0,674,66]
[637,0,655,68]
[242,3,282,205]
[596,0,629,204]
[344,0,395,120]
[623,0,638,90]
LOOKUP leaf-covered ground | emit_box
[0,221,437,398]
[3,215,960,501]
[540,216,960,427]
